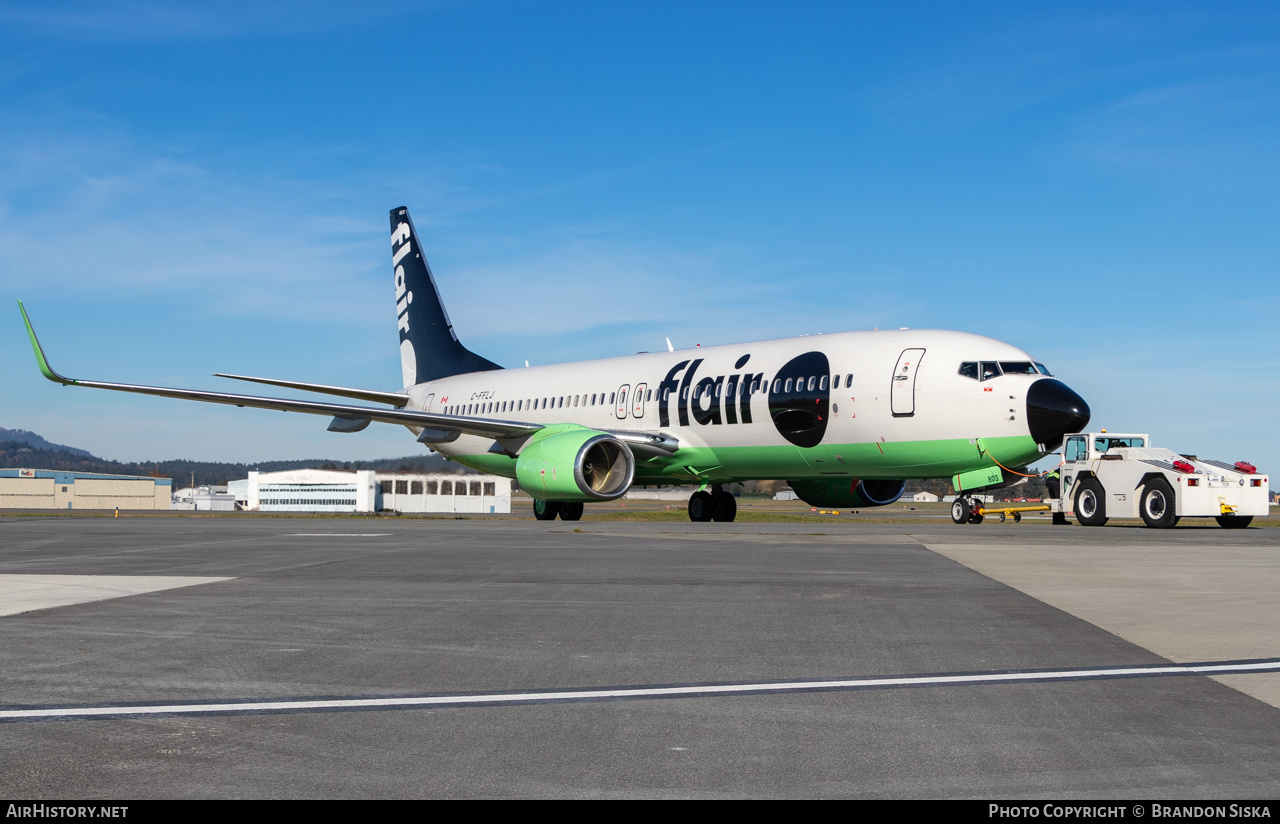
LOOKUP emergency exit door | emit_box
[891,348,925,417]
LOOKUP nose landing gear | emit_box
[950,496,984,524]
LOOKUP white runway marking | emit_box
[0,575,234,617]
[287,533,390,537]
[5,658,1280,722]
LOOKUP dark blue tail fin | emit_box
[390,207,502,387]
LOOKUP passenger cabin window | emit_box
[959,362,979,380]
[980,362,1003,381]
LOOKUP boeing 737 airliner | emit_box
[19,206,1090,521]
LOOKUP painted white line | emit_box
[286,533,390,537]
[5,658,1280,722]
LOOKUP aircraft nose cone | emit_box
[1026,379,1090,451]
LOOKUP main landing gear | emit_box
[532,500,584,521]
[688,486,737,522]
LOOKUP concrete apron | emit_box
[926,540,1280,709]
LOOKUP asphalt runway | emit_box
[2,516,1280,798]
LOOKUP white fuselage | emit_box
[404,328,1054,482]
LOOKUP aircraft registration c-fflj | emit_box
[18,207,1091,521]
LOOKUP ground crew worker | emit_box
[1045,467,1061,500]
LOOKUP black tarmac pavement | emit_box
[2,517,1278,798]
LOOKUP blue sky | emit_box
[1,1,1277,473]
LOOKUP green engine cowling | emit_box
[515,424,636,503]
[788,478,906,508]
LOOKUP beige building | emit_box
[0,469,172,510]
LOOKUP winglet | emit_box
[17,300,74,385]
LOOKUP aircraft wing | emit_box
[212,373,411,407]
[19,301,537,440]
[18,301,679,455]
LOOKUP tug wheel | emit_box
[1074,478,1108,527]
[1139,479,1178,529]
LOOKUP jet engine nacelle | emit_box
[788,478,907,508]
[515,425,635,502]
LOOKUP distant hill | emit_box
[0,428,92,458]
[0,429,476,488]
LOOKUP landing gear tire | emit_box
[688,490,715,522]
[1216,515,1253,529]
[533,500,561,521]
[559,502,584,521]
[969,511,984,524]
[951,497,971,524]
[712,490,737,522]
[1139,478,1178,529]
[1074,478,1107,527]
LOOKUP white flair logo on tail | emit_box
[392,221,417,387]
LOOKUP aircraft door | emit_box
[423,393,434,411]
[632,383,648,418]
[891,348,925,417]
[615,384,630,419]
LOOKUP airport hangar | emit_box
[227,468,513,514]
[0,468,171,511]
[0,467,511,514]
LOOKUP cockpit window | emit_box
[1035,362,1053,376]
[998,361,1038,375]
[958,362,978,380]
[980,362,1002,381]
